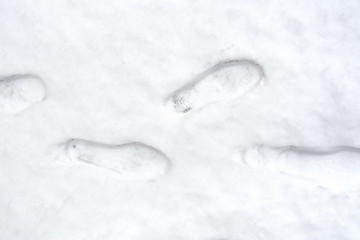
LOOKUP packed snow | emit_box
[1,0,360,239]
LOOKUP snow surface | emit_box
[1,0,360,239]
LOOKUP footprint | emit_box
[238,145,360,186]
[66,139,171,181]
[165,59,265,113]
[0,74,46,114]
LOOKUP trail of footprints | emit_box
[1,59,360,186]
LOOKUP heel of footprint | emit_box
[165,59,265,114]
[65,139,171,181]
[236,145,265,167]
[0,74,46,114]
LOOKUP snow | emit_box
[1,0,360,239]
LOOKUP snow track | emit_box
[166,59,265,113]
[0,74,46,114]
[239,145,360,186]
[66,139,171,181]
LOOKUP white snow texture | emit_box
[1,0,360,240]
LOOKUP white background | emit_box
[1,0,360,239]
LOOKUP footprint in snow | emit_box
[66,139,171,181]
[165,59,265,114]
[0,74,46,114]
[237,144,360,187]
